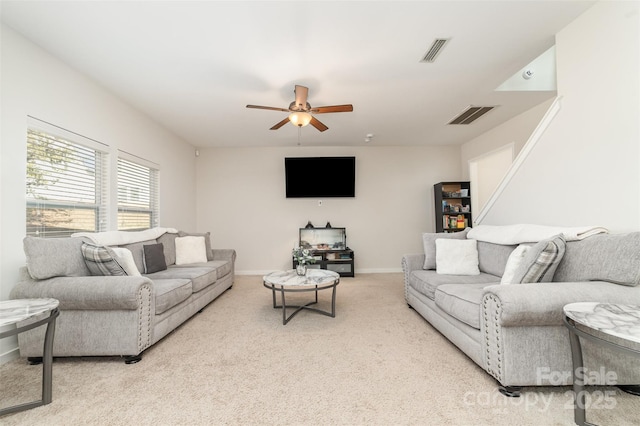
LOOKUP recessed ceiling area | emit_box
[0,1,596,148]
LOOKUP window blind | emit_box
[117,157,159,231]
[26,128,108,237]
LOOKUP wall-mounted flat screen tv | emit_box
[285,156,356,198]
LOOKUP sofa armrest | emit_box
[212,248,236,264]
[10,274,154,311]
[482,281,640,327]
[401,253,425,274]
[401,253,425,301]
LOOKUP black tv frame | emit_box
[285,156,356,198]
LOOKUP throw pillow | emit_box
[422,228,470,270]
[175,236,208,265]
[178,231,213,261]
[511,234,566,284]
[435,238,480,275]
[23,236,90,279]
[110,247,142,276]
[500,245,530,284]
[143,243,167,274]
[81,243,127,276]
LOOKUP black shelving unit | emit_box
[294,227,354,277]
[434,181,472,233]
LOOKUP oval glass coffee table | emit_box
[263,269,340,325]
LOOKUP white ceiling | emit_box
[0,1,596,148]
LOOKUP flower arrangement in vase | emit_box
[292,247,316,275]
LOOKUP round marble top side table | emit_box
[0,298,60,416]
[263,269,340,325]
[563,302,640,426]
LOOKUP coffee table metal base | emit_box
[268,283,338,325]
[0,302,59,416]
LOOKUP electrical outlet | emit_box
[318,200,323,206]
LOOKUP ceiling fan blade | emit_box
[270,117,290,130]
[294,85,309,110]
[310,116,328,132]
[246,104,289,112]
[311,104,354,114]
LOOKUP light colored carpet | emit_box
[1,273,639,425]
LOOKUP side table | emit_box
[563,302,640,426]
[0,298,60,416]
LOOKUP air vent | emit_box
[448,106,496,125]
[420,38,450,63]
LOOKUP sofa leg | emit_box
[124,354,142,364]
[619,385,640,396]
[28,357,43,365]
[498,385,521,397]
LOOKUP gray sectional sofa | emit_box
[10,228,235,363]
[402,225,640,395]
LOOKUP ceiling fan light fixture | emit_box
[289,111,312,127]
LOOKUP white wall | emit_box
[478,1,639,232]
[460,98,553,179]
[0,25,198,360]
[195,145,461,274]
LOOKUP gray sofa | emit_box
[402,226,640,395]
[10,229,235,363]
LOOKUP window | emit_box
[117,155,159,231]
[26,123,108,238]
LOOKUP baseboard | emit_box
[0,346,20,365]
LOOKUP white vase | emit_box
[296,264,307,276]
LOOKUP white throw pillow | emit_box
[175,236,207,265]
[500,245,530,284]
[435,239,480,275]
[110,247,142,276]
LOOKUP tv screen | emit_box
[285,157,356,198]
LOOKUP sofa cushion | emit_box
[143,243,167,274]
[110,247,141,276]
[512,234,566,283]
[81,243,127,276]
[422,228,469,270]
[435,283,489,329]
[476,241,517,277]
[171,260,232,280]
[148,266,217,293]
[157,232,178,266]
[152,278,193,315]
[23,236,90,279]
[435,239,479,275]
[179,231,213,261]
[409,269,499,300]
[554,232,640,287]
[175,236,208,265]
[500,245,530,284]
[119,239,159,273]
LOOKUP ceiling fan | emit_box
[246,85,353,132]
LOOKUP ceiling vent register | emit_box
[420,38,450,63]
[448,106,495,125]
